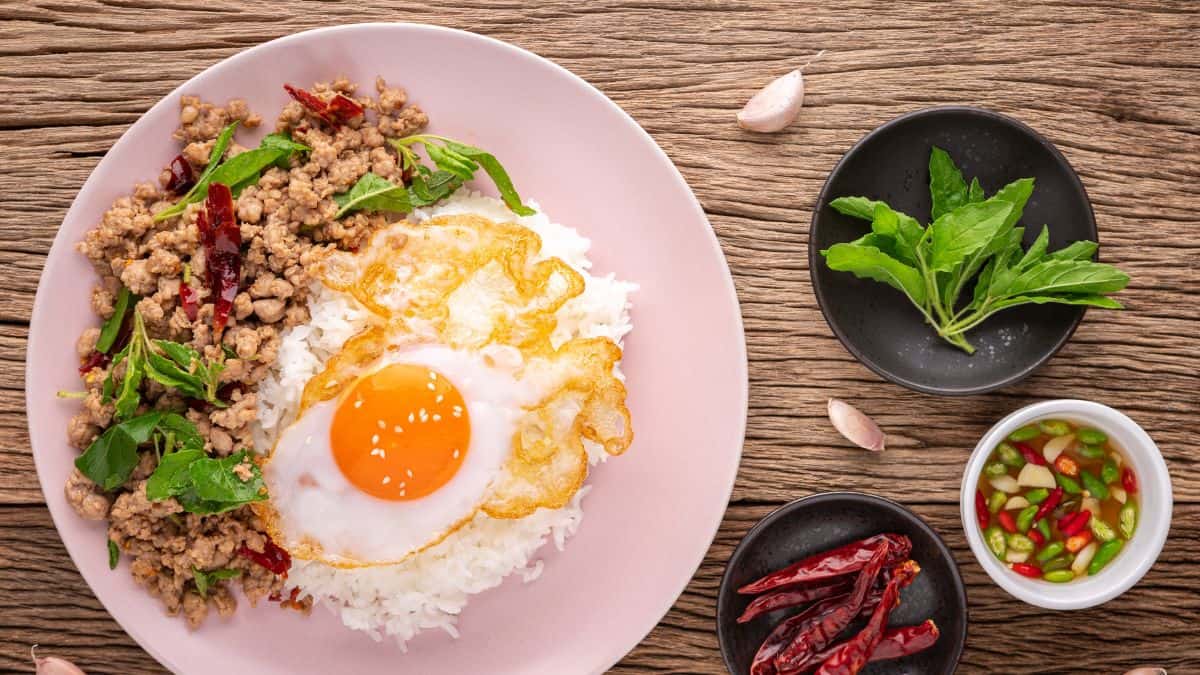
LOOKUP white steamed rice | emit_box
[252,190,636,646]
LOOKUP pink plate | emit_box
[27,23,747,674]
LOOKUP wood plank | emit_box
[0,0,1197,672]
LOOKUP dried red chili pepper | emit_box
[179,280,200,321]
[283,83,364,127]
[237,538,291,576]
[201,183,241,337]
[810,560,920,675]
[1015,441,1046,466]
[78,350,111,375]
[164,154,195,195]
[1033,486,1063,523]
[738,533,911,595]
[773,543,891,671]
[1122,467,1138,494]
[975,489,989,529]
[807,619,939,668]
[738,577,853,624]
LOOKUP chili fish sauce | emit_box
[975,419,1138,583]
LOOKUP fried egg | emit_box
[257,213,633,567]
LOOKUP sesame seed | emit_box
[371,434,380,445]
[432,414,441,422]
[429,371,437,380]
[408,412,415,423]
[382,476,391,485]
[399,489,406,497]
[452,449,460,459]
[406,469,414,478]
[377,420,386,429]
[399,481,406,489]
[435,394,444,403]
[354,400,363,409]
[393,425,403,433]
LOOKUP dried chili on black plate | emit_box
[811,561,922,675]
[738,576,852,624]
[738,533,911,595]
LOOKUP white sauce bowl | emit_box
[959,399,1172,610]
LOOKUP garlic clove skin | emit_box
[737,69,805,133]
[827,398,886,451]
[1123,669,1167,675]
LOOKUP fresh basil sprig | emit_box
[333,172,412,218]
[75,411,199,490]
[822,146,1130,353]
[154,127,309,222]
[103,310,226,419]
[146,449,267,514]
[391,135,534,216]
[193,567,241,598]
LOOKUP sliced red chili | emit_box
[975,489,989,530]
[997,510,1017,534]
[737,533,911,595]
[165,154,196,195]
[1033,486,1063,523]
[78,350,111,375]
[238,538,291,576]
[1060,510,1091,537]
[1027,528,1045,547]
[1014,441,1046,466]
[202,183,241,337]
[284,83,363,127]
[1122,467,1138,494]
[179,280,199,321]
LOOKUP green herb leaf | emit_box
[145,350,208,399]
[207,148,282,194]
[441,140,534,216]
[193,567,241,598]
[154,122,239,222]
[387,136,534,216]
[967,177,985,203]
[1016,225,1051,271]
[989,178,1035,230]
[929,146,969,221]
[113,352,145,421]
[157,413,205,453]
[822,243,928,308]
[259,132,310,167]
[74,411,165,490]
[108,539,120,569]
[928,200,1014,273]
[408,168,462,207]
[146,448,205,500]
[1049,240,1098,261]
[1001,259,1130,297]
[333,172,412,218]
[425,142,478,181]
[96,287,133,354]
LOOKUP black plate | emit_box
[809,106,1098,395]
[716,492,967,675]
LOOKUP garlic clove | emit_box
[827,398,885,451]
[737,69,805,133]
[32,646,87,675]
[1123,669,1168,675]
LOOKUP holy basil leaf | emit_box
[75,411,165,490]
[928,200,1014,273]
[408,168,462,207]
[968,177,985,203]
[146,448,205,500]
[113,354,145,421]
[154,340,199,370]
[944,225,1024,309]
[822,243,927,308]
[442,140,535,216]
[189,451,266,504]
[259,132,310,157]
[988,293,1124,313]
[96,287,133,354]
[193,567,241,598]
[425,142,478,181]
[145,350,208,399]
[1049,240,1099,261]
[154,121,239,222]
[334,172,412,218]
[1000,259,1130,298]
[207,148,281,194]
[157,413,205,454]
[1016,225,1051,271]
[929,146,969,221]
[989,177,1035,230]
[108,539,120,569]
[866,203,923,266]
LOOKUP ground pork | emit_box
[68,79,428,625]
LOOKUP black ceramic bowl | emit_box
[809,106,1098,395]
[716,492,967,675]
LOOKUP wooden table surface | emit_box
[2,1,1198,673]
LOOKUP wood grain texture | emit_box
[1,0,1197,673]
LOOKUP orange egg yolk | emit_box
[330,363,470,501]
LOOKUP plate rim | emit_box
[25,22,748,674]
[715,490,968,675]
[807,104,1099,396]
